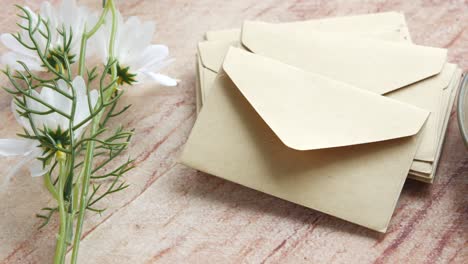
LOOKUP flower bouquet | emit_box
[0,0,175,263]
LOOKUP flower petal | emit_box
[119,16,155,65]
[40,87,60,130]
[0,34,36,57]
[72,76,90,126]
[11,99,32,133]
[74,99,89,131]
[134,45,169,70]
[138,71,178,86]
[89,89,99,107]
[40,2,58,34]
[74,89,98,138]
[56,78,71,96]
[1,142,43,187]
[0,138,36,156]
[26,90,48,129]
[59,0,76,27]
[40,2,54,19]
[91,18,111,63]
[1,52,43,71]
[29,159,49,177]
[53,80,72,130]
[72,76,86,96]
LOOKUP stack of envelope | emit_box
[181,12,464,232]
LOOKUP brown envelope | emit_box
[240,22,458,180]
[198,12,412,109]
[196,27,453,181]
[197,29,410,107]
[181,48,429,232]
[409,68,463,182]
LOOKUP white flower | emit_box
[0,139,45,177]
[1,7,44,71]
[0,76,98,179]
[1,0,93,71]
[40,0,92,57]
[95,11,177,86]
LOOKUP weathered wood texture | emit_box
[0,0,467,263]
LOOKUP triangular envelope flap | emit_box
[222,48,429,151]
[241,21,447,95]
[198,40,239,72]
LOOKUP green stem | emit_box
[78,6,109,75]
[44,171,58,200]
[72,0,112,200]
[64,50,77,246]
[72,180,80,210]
[70,111,102,264]
[54,159,68,264]
[71,1,118,263]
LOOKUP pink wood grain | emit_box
[0,0,467,263]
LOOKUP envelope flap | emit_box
[222,48,429,151]
[241,21,447,95]
[198,40,239,72]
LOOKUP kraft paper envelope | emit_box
[205,11,411,42]
[196,40,458,181]
[392,65,460,179]
[199,11,413,107]
[197,30,408,107]
[241,24,461,182]
[409,68,462,182]
[197,11,459,181]
[197,26,450,180]
[198,11,411,109]
[239,22,462,182]
[201,12,412,97]
[181,48,429,232]
[195,54,202,112]
[197,40,239,103]
[240,21,450,163]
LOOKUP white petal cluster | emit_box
[1,0,176,86]
[0,76,98,178]
[15,76,99,136]
[95,11,177,86]
[1,0,94,71]
[40,0,93,57]
[1,7,44,71]
[0,0,176,182]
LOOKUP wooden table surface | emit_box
[0,0,467,263]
